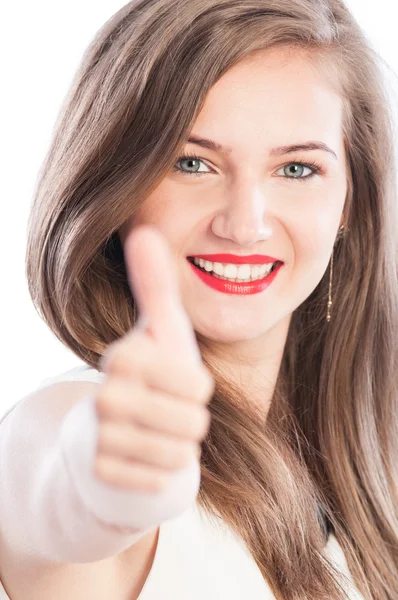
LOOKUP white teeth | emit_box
[204,260,213,272]
[213,262,224,276]
[192,258,275,282]
[224,264,238,279]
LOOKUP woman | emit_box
[0,0,396,598]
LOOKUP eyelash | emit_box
[172,153,323,183]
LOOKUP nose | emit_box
[210,184,273,245]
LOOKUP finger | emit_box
[96,379,212,440]
[97,422,197,470]
[101,340,214,404]
[95,455,171,492]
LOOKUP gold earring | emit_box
[326,225,345,323]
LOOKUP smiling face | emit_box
[120,47,348,354]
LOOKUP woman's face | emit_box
[120,48,348,346]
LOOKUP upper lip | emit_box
[189,254,282,264]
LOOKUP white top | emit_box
[0,365,365,599]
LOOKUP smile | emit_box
[187,258,283,295]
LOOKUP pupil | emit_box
[183,158,199,172]
[287,164,302,177]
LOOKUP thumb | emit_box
[123,225,201,363]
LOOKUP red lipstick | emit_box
[187,258,283,295]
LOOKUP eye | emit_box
[172,154,211,177]
[275,160,323,183]
[172,154,324,182]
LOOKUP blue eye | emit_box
[172,153,323,182]
[173,155,211,177]
[278,162,320,182]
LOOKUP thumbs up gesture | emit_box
[95,226,215,492]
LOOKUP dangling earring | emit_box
[326,225,345,323]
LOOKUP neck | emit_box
[197,314,292,415]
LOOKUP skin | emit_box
[119,46,348,414]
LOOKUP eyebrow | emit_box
[186,136,338,160]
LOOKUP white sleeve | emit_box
[0,365,200,564]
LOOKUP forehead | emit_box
[191,47,344,159]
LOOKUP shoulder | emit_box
[36,365,105,390]
[0,365,104,430]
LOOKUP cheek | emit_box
[294,224,335,270]
[287,193,342,256]
[286,205,340,292]
[128,196,201,265]
[287,232,335,310]
[121,199,174,243]
[141,195,205,248]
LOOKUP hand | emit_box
[94,226,214,492]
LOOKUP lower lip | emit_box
[187,260,283,295]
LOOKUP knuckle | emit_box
[102,342,126,373]
[102,334,153,378]
[175,405,211,442]
[193,369,215,403]
[95,424,109,453]
[95,454,169,493]
[128,464,170,493]
[94,457,103,479]
[95,381,120,419]
[163,440,196,469]
[125,346,148,373]
[95,379,142,421]
[136,434,157,464]
[125,464,166,493]
[202,369,216,397]
[195,407,211,439]
[114,353,138,378]
[94,455,112,483]
[98,345,115,373]
[96,422,122,455]
[179,442,198,466]
[186,406,210,443]
[95,384,112,419]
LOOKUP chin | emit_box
[194,321,270,344]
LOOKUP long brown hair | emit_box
[26,1,398,598]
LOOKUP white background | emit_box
[1,1,397,416]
